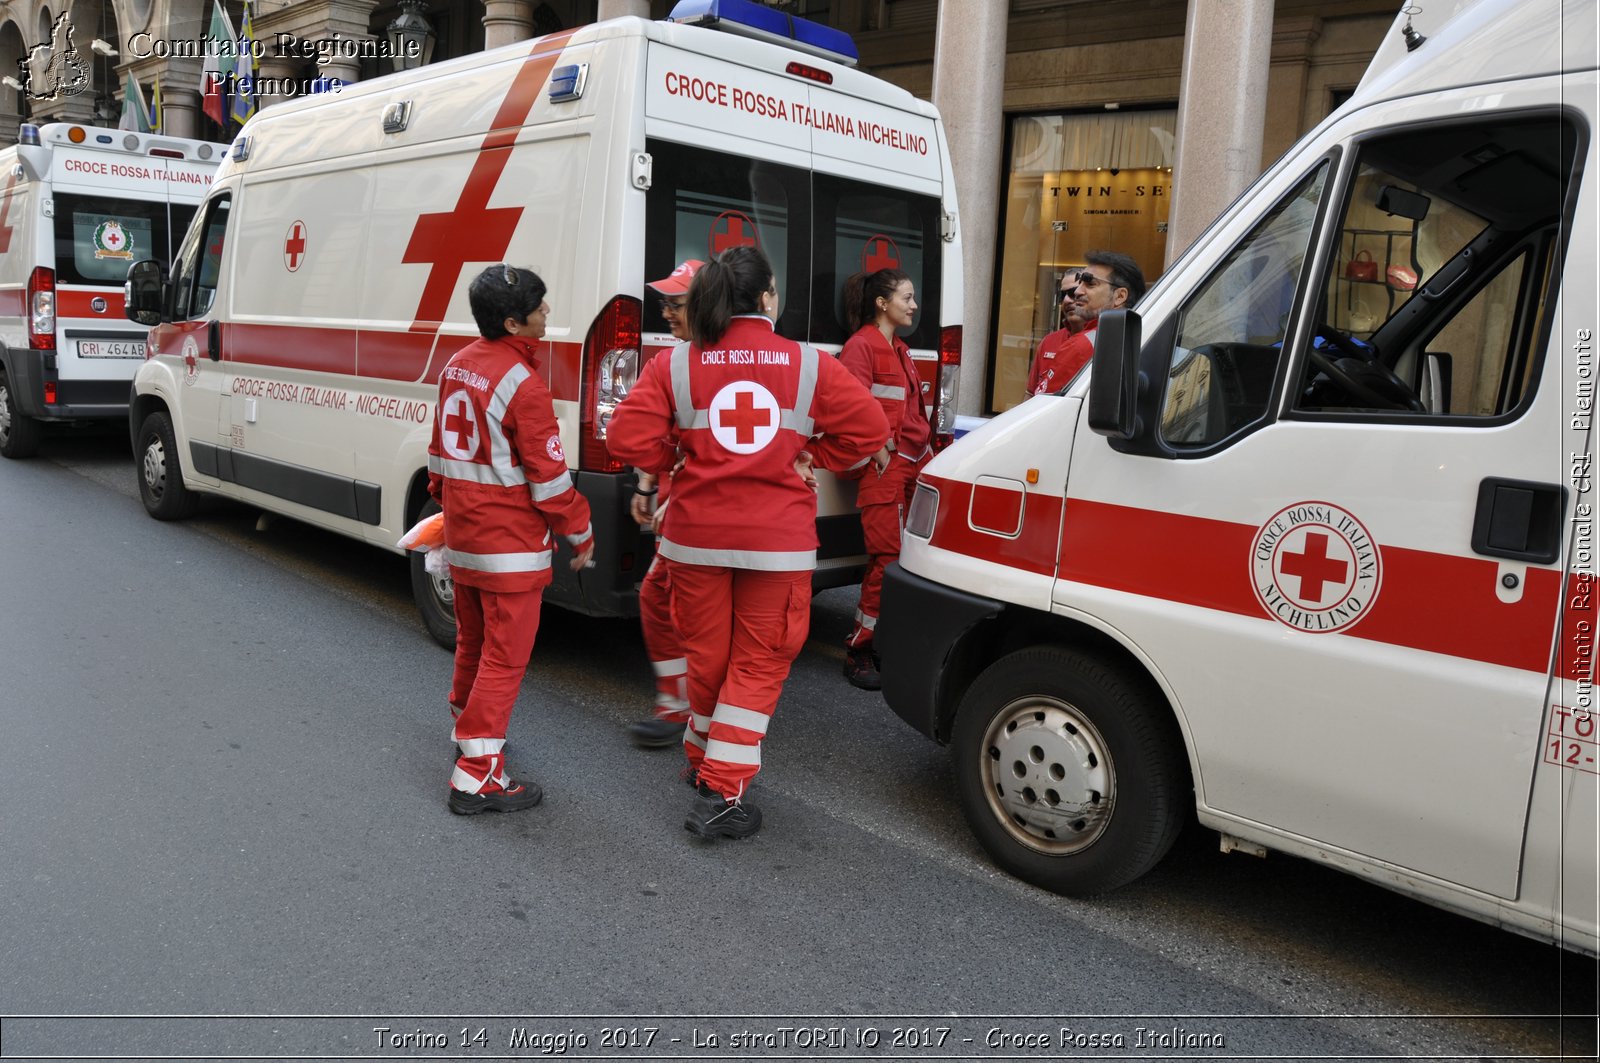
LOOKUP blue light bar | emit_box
[666,0,859,67]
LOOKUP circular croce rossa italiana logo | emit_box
[1250,501,1382,633]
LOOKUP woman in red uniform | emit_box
[607,246,889,840]
[836,268,932,690]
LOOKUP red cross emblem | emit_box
[400,31,577,334]
[284,221,307,272]
[440,391,480,459]
[709,381,779,454]
[709,211,760,257]
[1279,531,1349,604]
[861,235,901,273]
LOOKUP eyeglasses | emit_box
[660,297,687,314]
[502,266,519,286]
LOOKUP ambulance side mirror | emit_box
[124,260,168,327]
[1087,309,1143,440]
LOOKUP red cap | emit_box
[646,259,704,296]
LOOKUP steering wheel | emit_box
[1307,346,1426,412]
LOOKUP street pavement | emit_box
[0,432,1594,1061]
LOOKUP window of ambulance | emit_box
[51,193,196,287]
[809,173,943,352]
[168,196,230,321]
[643,138,805,339]
[1289,112,1579,423]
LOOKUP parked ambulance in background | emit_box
[879,0,1599,954]
[123,0,963,646]
[0,123,217,458]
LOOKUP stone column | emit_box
[156,69,203,138]
[933,0,1007,415]
[482,0,534,49]
[255,53,304,110]
[1164,0,1274,265]
[597,0,650,18]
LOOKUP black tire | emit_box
[0,371,43,459]
[951,646,1188,896]
[135,410,199,520]
[408,498,457,650]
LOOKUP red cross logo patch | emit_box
[284,221,308,273]
[440,390,481,460]
[1251,501,1381,633]
[709,211,760,257]
[181,336,200,387]
[708,381,780,455]
[861,235,901,273]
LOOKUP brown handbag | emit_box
[1344,249,1379,282]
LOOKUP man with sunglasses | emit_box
[1026,272,1083,397]
[1026,251,1147,397]
[627,259,703,749]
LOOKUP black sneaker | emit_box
[628,716,685,749]
[684,786,762,840]
[448,779,543,815]
[844,647,881,691]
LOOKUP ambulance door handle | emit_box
[1470,477,1565,565]
[208,320,221,362]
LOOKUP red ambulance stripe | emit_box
[924,473,1061,576]
[0,286,24,317]
[1052,498,1561,674]
[358,329,436,382]
[225,323,357,376]
[541,339,581,402]
[57,289,127,318]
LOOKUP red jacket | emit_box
[606,316,889,571]
[427,335,593,592]
[838,324,932,466]
[1028,321,1095,396]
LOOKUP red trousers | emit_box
[639,555,690,727]
[448,582,543,795]
[847,456,924,648]
[668,561,811,799]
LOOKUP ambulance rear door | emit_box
[48,148,203,412]
[642,38,947,567]
[1064,87,1587,898]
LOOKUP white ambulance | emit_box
[0,122,217,458]
[878,0,1599,954]
[123,0,963,646]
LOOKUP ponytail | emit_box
[688,245,773,346]
[842,268,912,334]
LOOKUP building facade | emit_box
[0,0,1394,414]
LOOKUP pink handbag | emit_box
[1386,265,1418,290]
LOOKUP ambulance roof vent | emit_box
[666,0,858,67]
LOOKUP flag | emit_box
[150,76,163,133]
[230,1,258,127]
[200,0,237,126]
[118,72,151,133]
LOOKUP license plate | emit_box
[77,339,146,359]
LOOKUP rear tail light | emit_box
[934,324,961,448]
[28,267,55,349]
[580,294,642,473]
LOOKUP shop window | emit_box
[992,109,1176,412]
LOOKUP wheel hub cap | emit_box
[980,698,1115,855]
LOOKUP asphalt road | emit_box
[0,428,1594,1062]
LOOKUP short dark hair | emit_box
[1085,250,1147,305]
[468,264,547,339]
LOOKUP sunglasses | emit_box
[659,297,687,313]
[1073,270,1122,290]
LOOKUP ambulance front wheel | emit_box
[951,647,1188,896]
[0,370,43,459]
[409,499,456,650]
[136,411,199,520]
